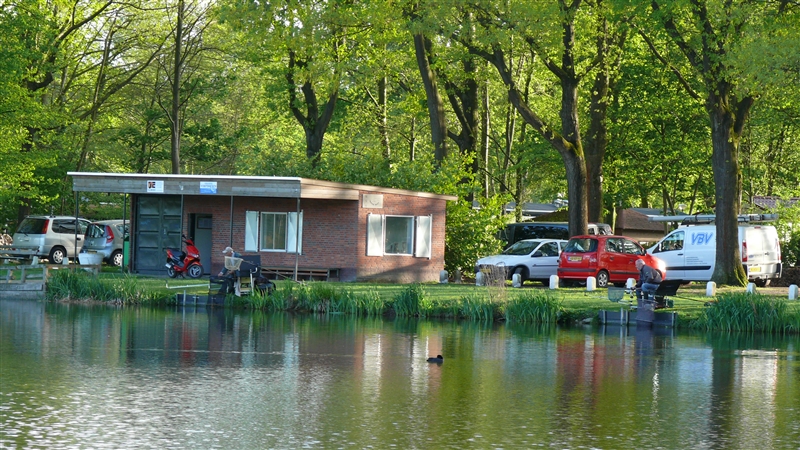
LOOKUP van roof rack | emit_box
[648,213,778,225]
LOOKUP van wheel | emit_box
[110,250,123,267]
[513,266,528,282]
[754,279,770,287]
[596,270,610,288]
[49,247,66,264]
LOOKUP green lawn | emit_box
[93,271,800,326]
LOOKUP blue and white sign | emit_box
[147,180,164,193]
[200,181,217,194]
[690,232,714,246]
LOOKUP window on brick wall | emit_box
[244,211,303,253]
[367,214,432,258]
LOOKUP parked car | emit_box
[648,223,781,287]
[557,235,666,287]
[81,220,129,266]
[476,239,568,284]
[500,222,612,248]
[10,215,91,264]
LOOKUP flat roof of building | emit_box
[67,172,458,201]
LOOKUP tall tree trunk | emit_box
[501,101,515,194]
[444,54,480,201]
[409,117,416,161]
[709,92,752,285]
[481,80,490,197]
[378,76,390,160]
[585,70,608,223]
[286,51,339,166]
[170,0,184,174]
[507,87,588,236]
[413,33,448,163]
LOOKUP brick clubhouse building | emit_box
[69,172,457,283]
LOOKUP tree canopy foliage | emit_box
[1,0,799,281]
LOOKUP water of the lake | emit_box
[1,298,799,449]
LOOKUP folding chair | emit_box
[234,255,261,297]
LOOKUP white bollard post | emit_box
[746,282,756,294]
[789,285,798,301]
[512,273,522,288]
[549,275,559,290]
[439,270,448,284]
[475,272,485,286]
[586,277,596,291]
[706,281,717,297]
[62,256,69,266]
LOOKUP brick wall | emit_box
[181,191,448,283]
[356,191,447,283]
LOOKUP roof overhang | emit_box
[67,172,457,202]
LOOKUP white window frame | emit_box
[384,215,414,255]
[367,214,432,259]
[244,210,303,254]
[260,212,288,252]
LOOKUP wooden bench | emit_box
[261,267,338,282]
[0,246,38,264]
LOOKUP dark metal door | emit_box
[135,195,182,274]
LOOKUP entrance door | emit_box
[190,214,212,275]
[135,195,182,275]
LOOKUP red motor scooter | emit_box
[165,235,203,278]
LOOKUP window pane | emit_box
[260,213,273,249]
[384,216,413,254]
[274,215,287,250]
[260,213,288,251]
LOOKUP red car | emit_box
[557,235,666,287]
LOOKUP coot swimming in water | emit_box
[427,355,443,363]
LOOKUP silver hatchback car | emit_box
[10,215,91,264]
[81,220,129,266]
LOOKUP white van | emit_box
[647,224,781,286]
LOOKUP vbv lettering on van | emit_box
[691,232,714,246]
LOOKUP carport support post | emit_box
[294,198,300,282]
[122,193,127,273]
[74,191,79,264]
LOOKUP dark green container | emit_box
[123,236,130,268]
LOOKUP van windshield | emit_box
[16,218,47,234]
[564,238,598,253]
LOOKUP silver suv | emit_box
[10,216,91,264]
[81,220,129,266]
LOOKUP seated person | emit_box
[217,247,242,294]
[635,259,662,301]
